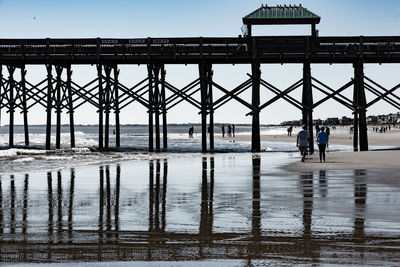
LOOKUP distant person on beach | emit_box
[207,126,210,136]
[287,126,293,136]
[227,124,232,137]
[232,124,235,137]
[315,124,320,135]
[325,126,330,148]
[221,125,225,138]
[316,126,329,163]
[188,126,194,138]
[296,125,310,162]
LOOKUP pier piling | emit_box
[104,66,112,149]
[148,64,154,152]
[114,65,121,148]
[251,62,261,152]
[55,66,63,149]
[67,66,75,148]
[161,66,167,150]
[45,65,53,150]
[303,62,314,154]
[7,66,16,147]
[21,66,29,146]
[97,64,104,151]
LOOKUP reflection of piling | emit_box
[10,175,16,235]
[68,169,75,242]
[248,155,261,263]
[149,159,168,233]
[115,165,120,239]
[57,171,63,240]
[200,157,214,237]
[22,174,29,236]
[105,166,112,238]
[318,170,327,198]
[301,173,313,238]
[0,175,3,235]
[353,170,367,241]
[251,156,261,238]
[47,172,53,259]
[199,156,214,258]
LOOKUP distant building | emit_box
[340,116,352,125]
[367,115,378,123]
[325,117,340,125]
[281,120,301,126]
[313,119,323,125]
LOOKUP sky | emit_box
[0,0,400,125]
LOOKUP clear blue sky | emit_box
[1,0,400,125]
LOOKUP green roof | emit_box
[243,5,321,25]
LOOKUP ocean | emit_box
[0,124,357,174]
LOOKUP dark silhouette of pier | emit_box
[1,5,399,152]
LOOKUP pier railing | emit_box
[2,36,400,64]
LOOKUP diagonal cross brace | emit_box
[246,78,303,116]
[313,80,355,109]
[164,80,202,110]
[248,74,307,111]
[204,77,254,111]
[165,79,201,111]
[114,79,150,109]
[364,76,400,103]
[364,76,400,109]
[311,77,356,110]
[212,78,252,111]
[364,82,400,110]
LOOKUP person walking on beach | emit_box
[188,126,194,138]
[316,126,329,163]
[221,124,225,138]
[296,125,310,162]
[232,124,235,137]
[287,125,293,136]
[315,124,320,135]
[227,124,232,137]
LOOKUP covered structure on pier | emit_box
[242,4,321,37]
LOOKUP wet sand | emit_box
[285,150,400,172]
[0,152,399,266]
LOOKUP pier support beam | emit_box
[199,62,213,153]
[55,66,63,149]
[161,66,167,150]
[114,65,120,148]
[354,61,368,151]
[67,66,75,148]
[302,62,314,154]
[153,65,161,152]
[251,62,261,152]
[21,66,29,146]
[104,66,112,150]
[7,66,16,147]
[97,64,104,151]
[46,65,53,150]
[147,64,154,152]
[207,64,214,151]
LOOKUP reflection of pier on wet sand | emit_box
[0,154,399,265]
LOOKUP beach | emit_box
[0,124,400,265]
[0,148,399,265]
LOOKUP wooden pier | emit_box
[0,5,399,152]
